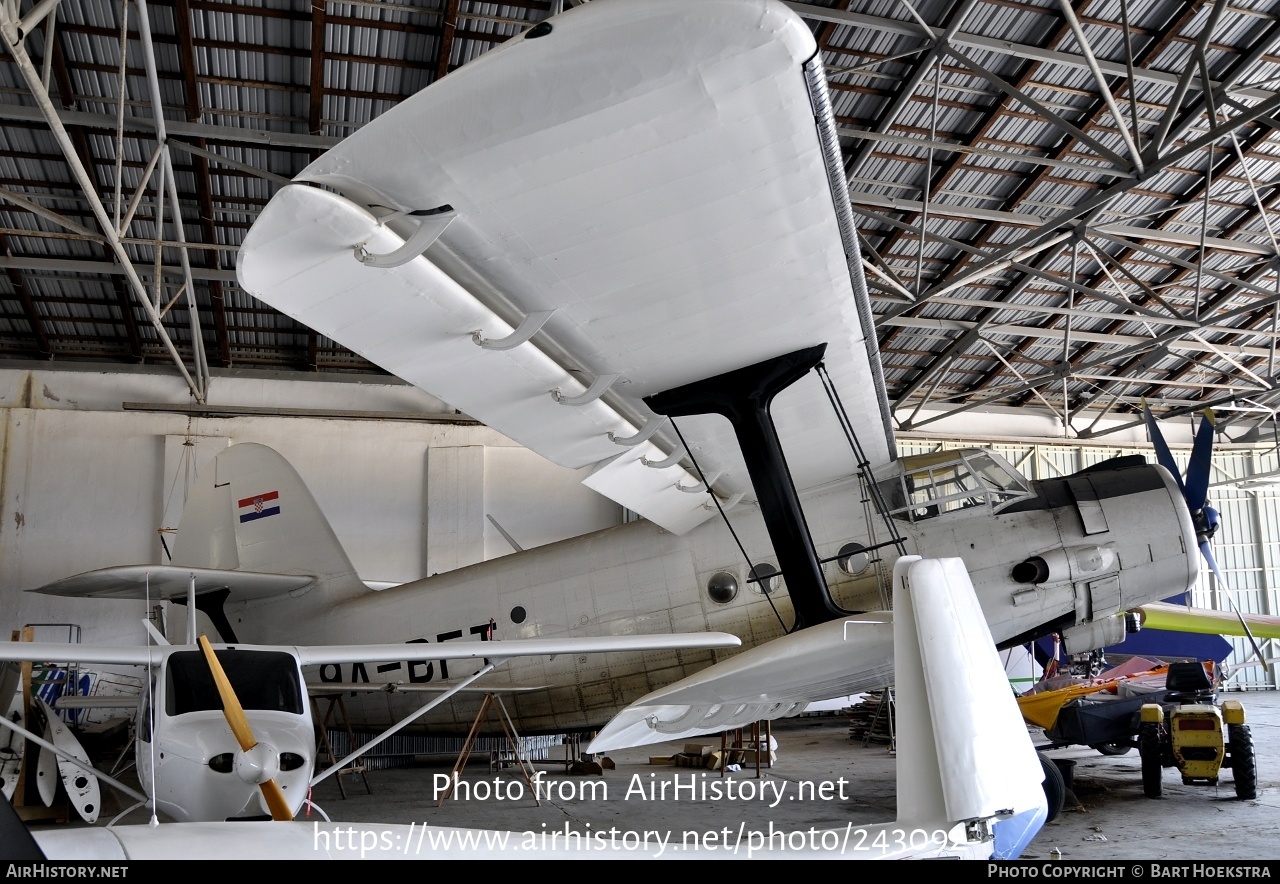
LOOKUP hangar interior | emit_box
[0,0,1279,857]
[1,0,1279,658]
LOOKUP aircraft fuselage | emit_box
[229,450,1197,735]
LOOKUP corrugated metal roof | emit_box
[1,0,1280,437]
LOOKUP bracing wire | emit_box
[145,571,158,827]
[814,363,908,558]
[669,418,789,632]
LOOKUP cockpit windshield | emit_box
[165,649,304,716]
[875,449,1033,522]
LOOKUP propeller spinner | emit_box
[197,635,294,821]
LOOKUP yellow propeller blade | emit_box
[197,635,294,822]
[198,635,255,752]
[260,779,294,822]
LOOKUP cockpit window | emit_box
[876,450,1033,522]
[165,649,303,716]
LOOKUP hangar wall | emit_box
[0,365,622,648]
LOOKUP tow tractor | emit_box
[1138,661,1256,799]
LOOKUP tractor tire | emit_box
[1139,721,1163,798]
[1038,752,1065,822]
[1229,723,1257,800]
[1091,741,1132,757]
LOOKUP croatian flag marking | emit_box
[238,490,281,523]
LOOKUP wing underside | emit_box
[1136,602,1280,640]
[237,0,894,534]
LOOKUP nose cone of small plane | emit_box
[235,742,281,785]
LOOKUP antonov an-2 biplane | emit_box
[34,0,1209,748]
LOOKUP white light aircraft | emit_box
[13,556,1047,861]
[0,624,739,825]
[34,0,1213,748]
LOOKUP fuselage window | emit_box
[877,450,1034,522]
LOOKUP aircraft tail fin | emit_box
[173,443,365,602]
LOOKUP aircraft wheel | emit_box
[1038,752,1065,822]
[1090,741,1131,757]
[1139,721,1162,798]
[1229,723,1257,800]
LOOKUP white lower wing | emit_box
[588,613,894,753]
[0,634,741,668]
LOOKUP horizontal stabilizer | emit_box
[30,565,315,603]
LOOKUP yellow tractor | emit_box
[1138,661,1256,799]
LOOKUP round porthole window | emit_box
[837,542,870,575]
[749,563,779,594]
[510,606,527,624]
[706,571,738,604]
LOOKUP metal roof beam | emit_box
[843,0,983,179]
[0,255,237,282]
[0,232,50,358]
[786,2,1278,102]
[898,287,1280,430]
[0,103,341,150]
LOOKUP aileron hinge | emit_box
[472,310,556,351]
[552,373,619,407]
[354,209,456,268]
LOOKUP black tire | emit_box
[1229,723,1257,800]
[1139,721,1163,798]
[1091,741,1132,757]
[1039,752,1065,822]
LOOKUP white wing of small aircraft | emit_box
[17,556,1045,861]
[0,630,739,825]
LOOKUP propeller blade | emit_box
[197,635,255,752]
[1143,402,1185,496]
[1199,541,1268,670]
[197,635,294,821]
[259,779,294,822]
[1183,408,1216,513]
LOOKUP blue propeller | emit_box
[1143,404,1265,665]
[1143,404,1221,570]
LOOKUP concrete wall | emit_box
[0,364,621,646]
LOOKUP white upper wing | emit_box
[238,0,894,534]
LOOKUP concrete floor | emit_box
[292,690,1280,861]
[18,690,1279,860]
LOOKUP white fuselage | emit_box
[227,457,1196,735]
